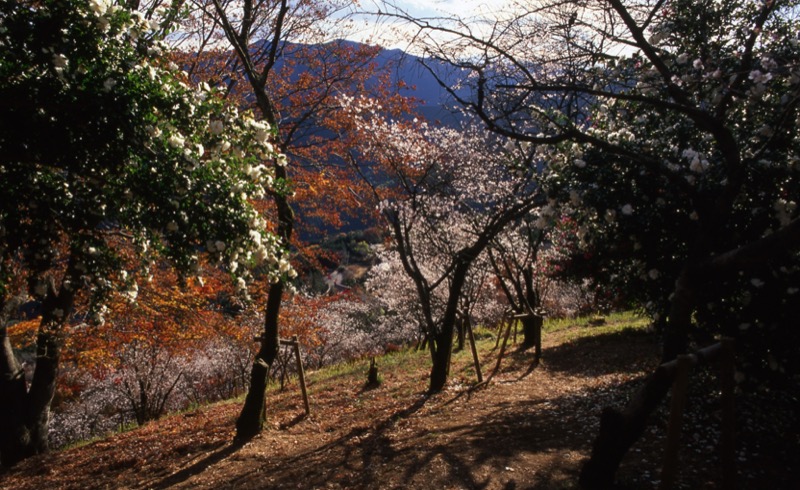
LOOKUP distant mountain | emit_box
[258,38,469,126]
[368,43,469,125]
[243,39,472,240]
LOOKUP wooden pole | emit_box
[291,335,310,416]
[720,337,736,490]
[512,315,517,345]
[488,315,514,382]
[494,310,511,349]
[659,354,692,490]
[466,320,483,383]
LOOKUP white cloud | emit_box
[339,0,517,51]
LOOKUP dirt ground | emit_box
[2,321,797,489]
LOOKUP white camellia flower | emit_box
[88,0,110,15]
[276,154,288,166]
[146,125,161,138]
[209,120,224,135]
[53,53,68,69]
[168,133,185,148]
[124,282,138,302]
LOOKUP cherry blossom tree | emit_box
[0,0,285,466]
[342,97,542,392]
[384,0,800,485]
[488,218,546,352]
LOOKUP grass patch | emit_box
[544,310,650,339]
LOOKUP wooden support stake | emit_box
[512,315,518,345]
[466,320,483,383]
[488,315,514,382]
[660,354,692,490]
[494,310,512,349]
[291,335,310,416]
[720,337,736,490]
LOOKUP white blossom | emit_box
[209,120,224,135]
[749,70,772,85]
[168,133,185,148]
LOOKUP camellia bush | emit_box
[0,0,288,466]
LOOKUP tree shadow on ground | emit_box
[220,377,646,490]
[151,439,245,488]
[531,328,658,378]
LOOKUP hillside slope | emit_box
[2,316,797,489]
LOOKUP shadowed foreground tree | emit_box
[0,0,284,466]
[381,0,800,485]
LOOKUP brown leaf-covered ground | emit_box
[2,316,798,489]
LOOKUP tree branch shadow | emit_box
[278,411,307,429]
[151,439,245,489]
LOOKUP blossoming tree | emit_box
[342,97,542,392]
[386,0,800,485]
[0,0,285,466]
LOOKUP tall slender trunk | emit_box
[235,280,283,440]
[235,182,293,440]
[519,315,543,355]
[427,261,470,393]
[455,317,466,351]
[518,267,541,352]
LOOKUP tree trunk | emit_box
[580,267,696,488]
[519,267,542,355]
[0,327,30,467]
[519,314,543,358]
[428,331,452,393]
[579,368,674,488]
[236,184,293,441]
[1,324,65,466]
[235,280,283,441]
[0,269,76,467]
[455,317,466,352]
